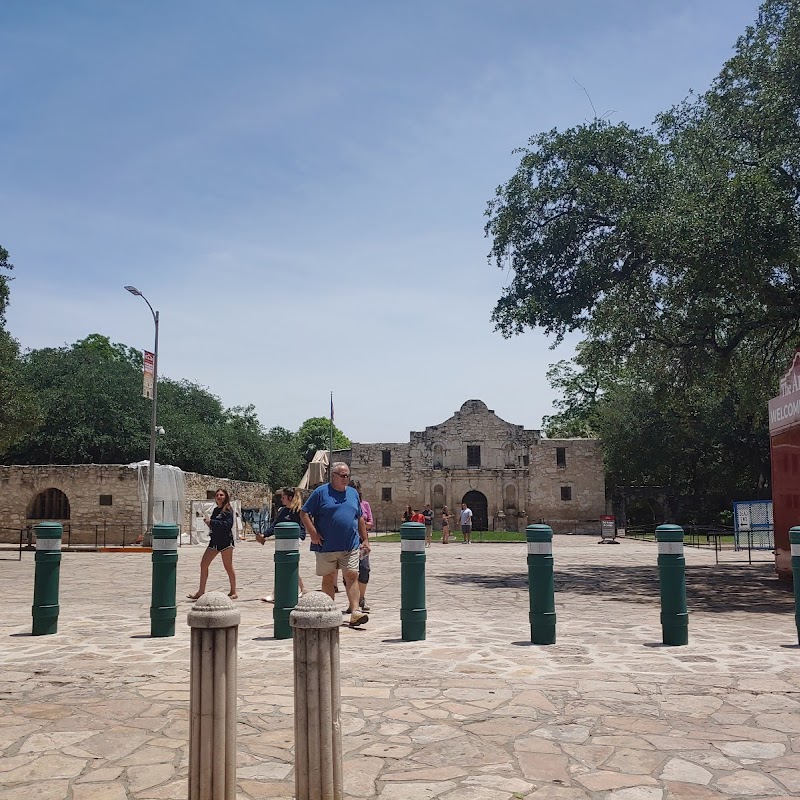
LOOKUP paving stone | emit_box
[717,740,786,759]
[126,763,175,793]
[713,769,784,795]
[515,751,570,783]
[1,754,87,782]
[658,758,713,785]
[0,781,72,800]
[575,771,658,791]
[71,784,128,800]
[376,782,456,799]
[342,756,383,796]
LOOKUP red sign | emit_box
[769,351,800,435]
[143,350,155,400]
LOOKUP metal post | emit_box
[291,592,343,800]
[188,592,240,800]
[790,527,800,645]
[150,522,179,637]
[656,524,689,646]
[400,521,426,641]
[32,522,63,636]
[273,521,300,640]
[526,524,556,645]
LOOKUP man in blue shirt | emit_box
[301,462,370,627]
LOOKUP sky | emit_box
[1,0,762,443]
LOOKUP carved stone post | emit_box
[290,591,343,800]
[188,592,240,800]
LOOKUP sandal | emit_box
[228,592,238,600]
[260,595,274,603]
[187,592,202,600]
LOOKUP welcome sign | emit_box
[768,351,800,435]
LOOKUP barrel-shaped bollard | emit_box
[150,522,179,637]
[188,592,240,800]
[526,524,556,644]
[32,522,63,636]
[400,522,427,641]
[656,524,688,646]
[790,527,800,645]
[274,521,301,640]
[291,591,343,800]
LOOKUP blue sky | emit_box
[1,0,761,443]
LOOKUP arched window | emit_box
[433,484,445,511]
[28,488,71,520]
[432,444,444,469]
[504,484,517,512]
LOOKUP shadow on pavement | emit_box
[439,563,795,614]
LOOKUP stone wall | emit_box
[0,464,270,546]
[340,400,606,534]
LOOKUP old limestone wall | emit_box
[339,400,606,533]
[0,465,271,546]
[528,439,606,533]
[0,465,141,545]
[182,471,272,530]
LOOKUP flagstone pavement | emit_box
[2,535,800,799]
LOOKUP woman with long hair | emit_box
[188,488,237,600]
[441,506,452,545]
[258,487,306,603]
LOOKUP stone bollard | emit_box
[526,524,556,645]
[790,527,800,645]
[656,524,688,646]
[290,591,343,800]
[188,592,240,800]
[274,521,301,640]
[32,522,63,636]
[400,521,427,641]
[150,522,179,637]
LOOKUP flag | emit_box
[330,392,334,423]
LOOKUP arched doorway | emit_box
[27,488,71,520]
[462,490,488,531]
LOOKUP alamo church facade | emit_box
[335,400,606,533]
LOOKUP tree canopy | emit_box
[296,417,351,463]
[485,0,799,518]
[0,329,350,489]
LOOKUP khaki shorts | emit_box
[315,549,360,576]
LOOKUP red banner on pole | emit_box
[143,351,155,400]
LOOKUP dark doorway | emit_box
[462,490,488,531]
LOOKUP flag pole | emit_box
[328,391,334,483]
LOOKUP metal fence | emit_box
[0,527,24,560]
[625,524,774,566]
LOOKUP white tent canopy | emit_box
[298,450,329,490]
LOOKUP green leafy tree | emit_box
[0,244,40,450]
[296,417,350,463]
[486,0,799,515]
[262,426,304,488]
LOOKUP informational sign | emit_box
[600,515,616,539]
[143,350,155,400]
[768,351,800,435]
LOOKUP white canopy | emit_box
[298,449,329,490]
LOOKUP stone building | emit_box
[336,400,606,533]
[0,464,270,546]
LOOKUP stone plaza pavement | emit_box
[2,536,800,800]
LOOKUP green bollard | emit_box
[32,522,63,636]
[656,524,688,646]
[150,522,179,637]
[526,524,556,644]
[790,527,800,645]
[400,522,426,641]
[273,521,300,640]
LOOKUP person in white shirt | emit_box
[459,503,473,544]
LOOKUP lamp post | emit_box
[125,285,159,547]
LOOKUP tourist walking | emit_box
[348,479,373,613]
[188,488,237,600]
[422,503,433,547]
[257,487,307,603]
[460,502,473,544]
[300,462,371,627]
[441,506,452,544]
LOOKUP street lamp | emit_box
[125,285,159,546]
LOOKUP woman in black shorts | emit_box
[188,488,237,600]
